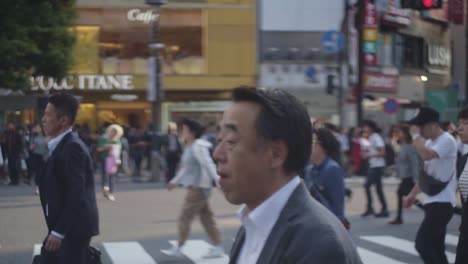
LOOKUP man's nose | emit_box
[213,144,225,163]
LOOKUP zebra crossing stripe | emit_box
[357,247,407,264]
[169,240,229,264]
[103,241,156,264]
[445,234,459,246]
[361,236,456,263]
[33,244,42,258]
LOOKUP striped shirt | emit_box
[460,161,468,202]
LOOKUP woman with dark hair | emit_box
[361,120,389,217]
[161,118,224,259]
[388,124,422,225]
[304,128,349,229]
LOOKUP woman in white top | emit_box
[161,119,224,259]
[361,120,389,218]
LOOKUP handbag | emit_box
[418,169,454,196]
[32,246,102,264]
[105,154,117,175]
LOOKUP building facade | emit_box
[26,0,256,132]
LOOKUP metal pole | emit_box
[149,7,163,150]
[146,1,165,182]
[357,0,365,126]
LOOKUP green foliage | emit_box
[0,0,76,90]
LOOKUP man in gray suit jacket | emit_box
[213,87,362,264]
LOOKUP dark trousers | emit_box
[7,155,20,185]
[165,151,180,183]
[395,177,415,220]
[364,167,387,212]
[415,202,454,264]
[455,202,468,264]
[102,173,115,193]
[27,153,45,186]
[41,237,91,264]
[132,153,143,177]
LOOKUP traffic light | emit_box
[400,0,442,10]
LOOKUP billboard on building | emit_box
[259,0,345,31]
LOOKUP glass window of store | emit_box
[392,34,424,70]
[73,7,205,76]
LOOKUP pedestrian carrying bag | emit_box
[418,170,454,196]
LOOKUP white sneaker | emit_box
[160,245,184,258]
[108,194,115,201]
[202,246,225,259]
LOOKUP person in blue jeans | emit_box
[361,120,389,218]
[304,128,349,229]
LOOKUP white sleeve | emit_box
[192,142,220,184]
[430,135,455,159]
[372,134,385,148]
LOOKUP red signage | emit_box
[364,0,378,28]
[364,72,399,92]
[364,53,377,66]
[451,0,464,25]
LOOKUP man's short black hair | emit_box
[362,119,381,133]
[314,128,340,158]
[181,118,204,139]
[459,107,468,120]
[48,92,79,125]
[231,86,312,175]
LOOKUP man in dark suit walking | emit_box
[5,122,24,185]
[213,87,362,264]
[39,92,99,264]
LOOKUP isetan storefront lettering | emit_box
[127,9,159,24]
[30,75,134,91]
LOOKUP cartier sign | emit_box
[127,9,159,24]
[30,75,134,91]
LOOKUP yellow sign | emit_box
[364,28,378,41]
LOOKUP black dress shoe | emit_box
[361,210,374,217]
[375,211,390,218]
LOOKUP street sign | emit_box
[363,42,377,53]
[306,66,317,79]
[321,31,345,53]
[383,98,400,114]
[364,28,378,41]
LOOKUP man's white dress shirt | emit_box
[236,176,301,264]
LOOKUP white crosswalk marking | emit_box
[445,234,459,246]
[103,241,156,264]
[361,235,456,263]
[33,244,42,258]
[31,235,459,264]
[357,247,407,264]
[169,240,229,264]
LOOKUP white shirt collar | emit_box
[48,128,72,155]
[237,176,301,236]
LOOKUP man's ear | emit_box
[269,140,288,169]
[59,115,70,127]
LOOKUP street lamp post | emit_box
[145,0,166,182]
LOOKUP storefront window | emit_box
[73,7,204,76]
[393,34,424,70]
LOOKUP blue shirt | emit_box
[304,157,345,221]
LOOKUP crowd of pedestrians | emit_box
[2,88,468,264]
